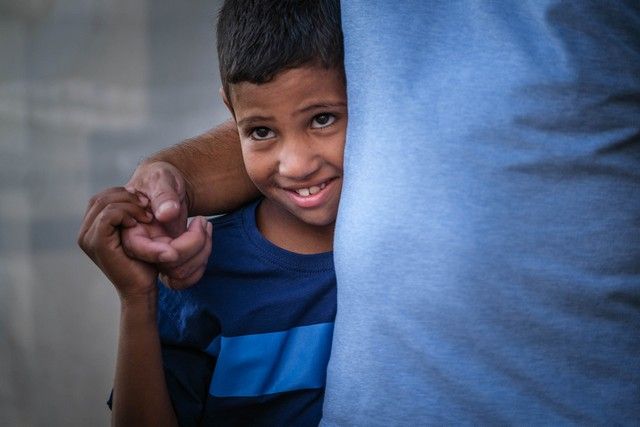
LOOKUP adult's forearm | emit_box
[146,120,259,216]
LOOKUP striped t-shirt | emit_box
[156,198,336,426]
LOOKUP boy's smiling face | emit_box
[226,65,347,228]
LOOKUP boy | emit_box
[77,0,345,425]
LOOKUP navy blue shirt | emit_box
[157,199,336,426]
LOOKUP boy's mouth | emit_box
[293,182,327,197]
[282,178,339,208]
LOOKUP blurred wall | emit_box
[0,0,226,424]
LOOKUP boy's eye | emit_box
[250,127,275,140]
[311,113,336,129]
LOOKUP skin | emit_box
[225,65,347,254]
[121,66,347,272]
[78,64,347,425]
[78,188,213,426]
[122,121,259,289]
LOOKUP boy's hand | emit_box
[77,187,171,300]
[122,215,213,290]
[124,161,212,289]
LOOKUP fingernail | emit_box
[137,193,149,206]
[159,252,173,263]
[157,201,177,217]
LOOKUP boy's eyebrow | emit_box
[297,101,347,114]
[237,115,274,128]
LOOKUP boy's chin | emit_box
[310,219,336,228]
[295,212,337,228]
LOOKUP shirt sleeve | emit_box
[161,343,215,427]
[156,281,218,426]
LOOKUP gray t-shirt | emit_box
[323,1,640,424]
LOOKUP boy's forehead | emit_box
[228,65,346,107]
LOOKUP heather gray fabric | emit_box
[323,1,640,424]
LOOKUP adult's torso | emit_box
[325,1,640,424]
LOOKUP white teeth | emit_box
[294,181,329,197]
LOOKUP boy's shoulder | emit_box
[202,199,259,259]
[206,197,334,274]
[208,198,259,232]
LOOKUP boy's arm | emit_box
[78,188,201,427]
[113,293,178,427]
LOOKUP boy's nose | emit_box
[277,137,321,180]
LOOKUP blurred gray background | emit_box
[0,0,226,424]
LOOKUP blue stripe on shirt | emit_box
[208,322,334,397]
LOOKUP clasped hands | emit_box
[77,161,212,298]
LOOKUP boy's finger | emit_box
[123,231,179,264]
[163,264,208,290]
[95,202,153,236]
[84,187,144,216]
[105,201,152,227]
[158,237,210,285]
[81,188,150,235]
[168,216,210,259]
[158,218,212,288]
[80,187,129,240]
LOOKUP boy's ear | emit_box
[219,87,234,117]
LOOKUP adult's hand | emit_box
[125,161,189,237]
[124,161,212,289]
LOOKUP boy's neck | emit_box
[256,198,334,254]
